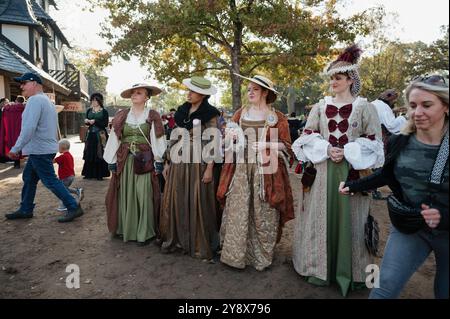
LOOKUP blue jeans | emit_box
[20,154,78,213]
[369,226,449,299]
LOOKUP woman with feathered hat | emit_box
[291,45,384,296]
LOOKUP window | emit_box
[35,40,40,61]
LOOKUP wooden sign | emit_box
[62,101,83,112]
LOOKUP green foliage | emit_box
[64,47,109,96]
[273,73,328,115]
[360,25,449,103]
[151,88,186,112]
[88,0,385,108]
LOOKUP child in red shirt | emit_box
[54,139,83,211]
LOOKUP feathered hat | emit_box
[326,44,363,96]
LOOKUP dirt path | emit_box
[0,135,435,298]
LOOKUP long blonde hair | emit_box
[401,80,449,135]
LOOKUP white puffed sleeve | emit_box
[150,124,167,162]
[372,100,407,134]
[292,133,330,164]
[291,102,330,164]
[344,138,384,169]
[103,127,120,164]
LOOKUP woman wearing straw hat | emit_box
[291,44,384,296]
[159,76,222,260]
[217,74,295,271]
[103,83,167,246]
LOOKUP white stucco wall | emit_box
[1,24,30,54]
[48,48,56,70]
[47,46,65,70]
[57,45,65,70]
[0,75,5,98]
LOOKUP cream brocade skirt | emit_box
[220,162,279,271]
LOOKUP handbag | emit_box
[133,150,154,175]
[364,211,380,256]
[387,195,425,234]
[132,124,154,175]
[387,130,449,234]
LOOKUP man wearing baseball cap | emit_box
[6,72,84,222]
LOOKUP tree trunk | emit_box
[287,86,296,115]
[230,0,243,110]
[230,55,242,110]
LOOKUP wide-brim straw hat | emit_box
[234,73,279,103]
[182,76,217,95]
[120,83,162,98]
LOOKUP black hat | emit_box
[13,72,43,84]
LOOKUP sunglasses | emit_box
[412,75,449,87]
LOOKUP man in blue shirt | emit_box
[6,72,83,222]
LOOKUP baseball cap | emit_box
[13,72,43,84]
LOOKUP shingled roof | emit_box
[30,0,70,46]
[0,0,38,25]
[0,0,51,37]
[0,38,70,95]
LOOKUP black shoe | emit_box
[137,240,150,247]
[58,205,84,223]
[5,210,33,220]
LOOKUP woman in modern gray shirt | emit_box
[339,75,449,299]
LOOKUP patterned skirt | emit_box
[220,163,279,271]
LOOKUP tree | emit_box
[64,47,109,96]
[273,73,328,115]
[359,25,449,102]
[151,88,186,112]
[89,0,385,109]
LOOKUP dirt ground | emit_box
[0,135,436,299]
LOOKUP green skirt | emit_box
[117,154,155,243]
[306,160,366,297]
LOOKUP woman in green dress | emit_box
[104,84,167,246]
[291,44,384,296]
